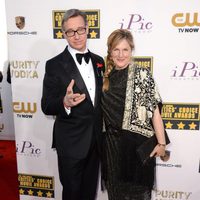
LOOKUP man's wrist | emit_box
[63,98,70,109]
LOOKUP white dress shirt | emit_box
[68,46,96,105]
[64,46,96,114]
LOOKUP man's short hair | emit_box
[61,9,87,31]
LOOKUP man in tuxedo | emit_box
[41,9,105,200]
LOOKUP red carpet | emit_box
[0,140,19,200]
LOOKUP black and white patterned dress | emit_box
[101,64,161,200]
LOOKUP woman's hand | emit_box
[150,144,166,158]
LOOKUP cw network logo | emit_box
[172,12,200,33]
[13,102,37,118]
[16,140,41,157]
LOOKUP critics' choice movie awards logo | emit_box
[13,102,37,118]
[161,103,200,130]
[16,140,41,157]
[133,56,153,72]
[10,60,39,79]
[18,174,54,198]
[170,61,200,80]
[153,190,192,200]
[53,10,100,39]
[172,12,200,33]
[7,16,37,36]
[119,14,153,33]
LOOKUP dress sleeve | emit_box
[144,68,162,118]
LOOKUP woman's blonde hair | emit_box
[103,29,135,91]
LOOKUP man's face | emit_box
[63,16,88,52]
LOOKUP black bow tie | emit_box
[76,52,90,65]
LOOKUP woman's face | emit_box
[111,39,132,69]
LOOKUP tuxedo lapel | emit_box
[61,47,92,104]
[90,53,104,108]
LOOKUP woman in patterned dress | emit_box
[101,29,167,200]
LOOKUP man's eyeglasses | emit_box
[65,27,86,37]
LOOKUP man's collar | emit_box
[68,45,88,57]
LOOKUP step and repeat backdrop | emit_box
[5,0,200,199]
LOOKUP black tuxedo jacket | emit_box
[41,46,105,159]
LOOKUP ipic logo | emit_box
[171,61,200,79]
[119,14,153,33]
[16,141,41,157]
[13,102,37,118]
[172,12,200,33]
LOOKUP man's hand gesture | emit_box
[63,79,86,108]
